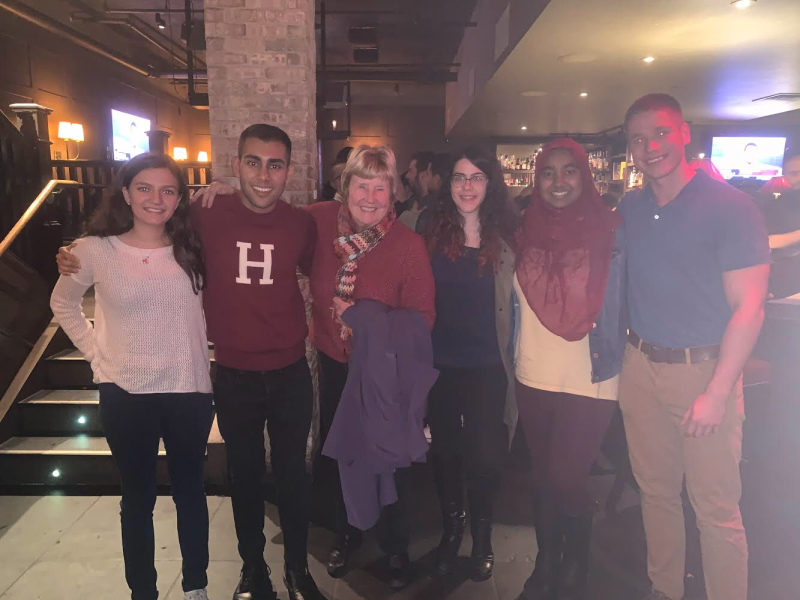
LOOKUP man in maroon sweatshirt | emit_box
[191,124,324,600]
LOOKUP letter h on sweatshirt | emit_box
[236,242,275,285]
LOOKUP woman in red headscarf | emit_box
[515,139,627,600]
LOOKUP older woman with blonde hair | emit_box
[307,145,435,589]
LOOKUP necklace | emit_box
[142,254,151,265]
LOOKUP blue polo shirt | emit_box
[619,171,770,349]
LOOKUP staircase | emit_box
[0,297,226,491]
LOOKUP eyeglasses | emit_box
[451,174,488,187]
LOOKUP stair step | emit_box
[48,349,85,361]
[0,437,168,487]
[0,436,165,455]
[18,390,102,435]
[21,389,99,404]
[47,348,216,362]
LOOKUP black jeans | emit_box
[99,383,214,600]
[214,358,313,571]
[317,351,411,555]
[427,363,509,503]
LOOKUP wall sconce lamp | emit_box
[57,121,84,159]
[197,151,209,162]
[173,147,188,161]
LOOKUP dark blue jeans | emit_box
[213,357,313,571]
[99,383,214,600]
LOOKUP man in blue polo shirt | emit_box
[618,94,770,600]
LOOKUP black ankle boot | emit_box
[437,506,466,576]
[233,562,278,600]
[326,530,362,578]
[470,516,495,581]
[521,493,563,600]
[468,488,495,582]
[387,552,413,590]
[433,454,465,576]
[558,514,592,599]
[285,564,327,600]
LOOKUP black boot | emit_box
[468,488,495,582]
[520,493,563,600]
[433,454,466,576]
[233,562,278,600]
[558,513,592,599]
[326,529,362,578]
[285,564,328,600]
[387,552,413,590]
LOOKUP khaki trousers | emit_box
[618,344,747,600]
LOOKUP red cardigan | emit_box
[306,201,435,363]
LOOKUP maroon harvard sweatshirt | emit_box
[191,193,316,371]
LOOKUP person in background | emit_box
[51,153,213,600]
[760,152,800,249]
[321,147,354,202]
[397,151,435,216]
[306,145,436,590]
[601,181,625,210]
[619,94,769,600]
[758,152,800,297]
[421,146,518,582]
[400,153,451,231]
[515,139,626,600]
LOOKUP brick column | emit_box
[204,0,317,206]
[204,0,320,471]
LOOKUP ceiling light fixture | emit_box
[642,56,656,63]
[731,0,755,8]
[580,92,589,98]
[521,126,527,131]
[155,13,167,29]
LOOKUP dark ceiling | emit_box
[318,0,479,83]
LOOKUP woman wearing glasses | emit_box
[420,147,518,581]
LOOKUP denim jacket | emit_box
[588,223,628,383]
[510,224,628,386]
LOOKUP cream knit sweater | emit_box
[50,236,212,394]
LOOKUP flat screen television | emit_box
[111,109,151,161]
[710,136,786,181]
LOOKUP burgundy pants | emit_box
[516,381,617,515]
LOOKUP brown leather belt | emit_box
[628,331,720,365]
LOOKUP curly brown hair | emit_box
[423,147,517,272]
[84,153,205,293]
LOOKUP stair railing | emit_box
[0,179,78,426]
[0,179,78,258]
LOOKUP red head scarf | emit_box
[515,138,623,342]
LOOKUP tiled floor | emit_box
[0,464,797,599]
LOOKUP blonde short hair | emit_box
[340,145,401,204]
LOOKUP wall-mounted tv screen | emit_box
[112,109,151,161]
[711,136,786,181]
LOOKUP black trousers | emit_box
[213,358,313,571]
[99,383,214,600]
[427,363,509,504]
[317,350,411,555]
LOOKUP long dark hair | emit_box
[424,146,517,272]
[85,153,205,293]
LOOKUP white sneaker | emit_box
[184,589,209,600]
